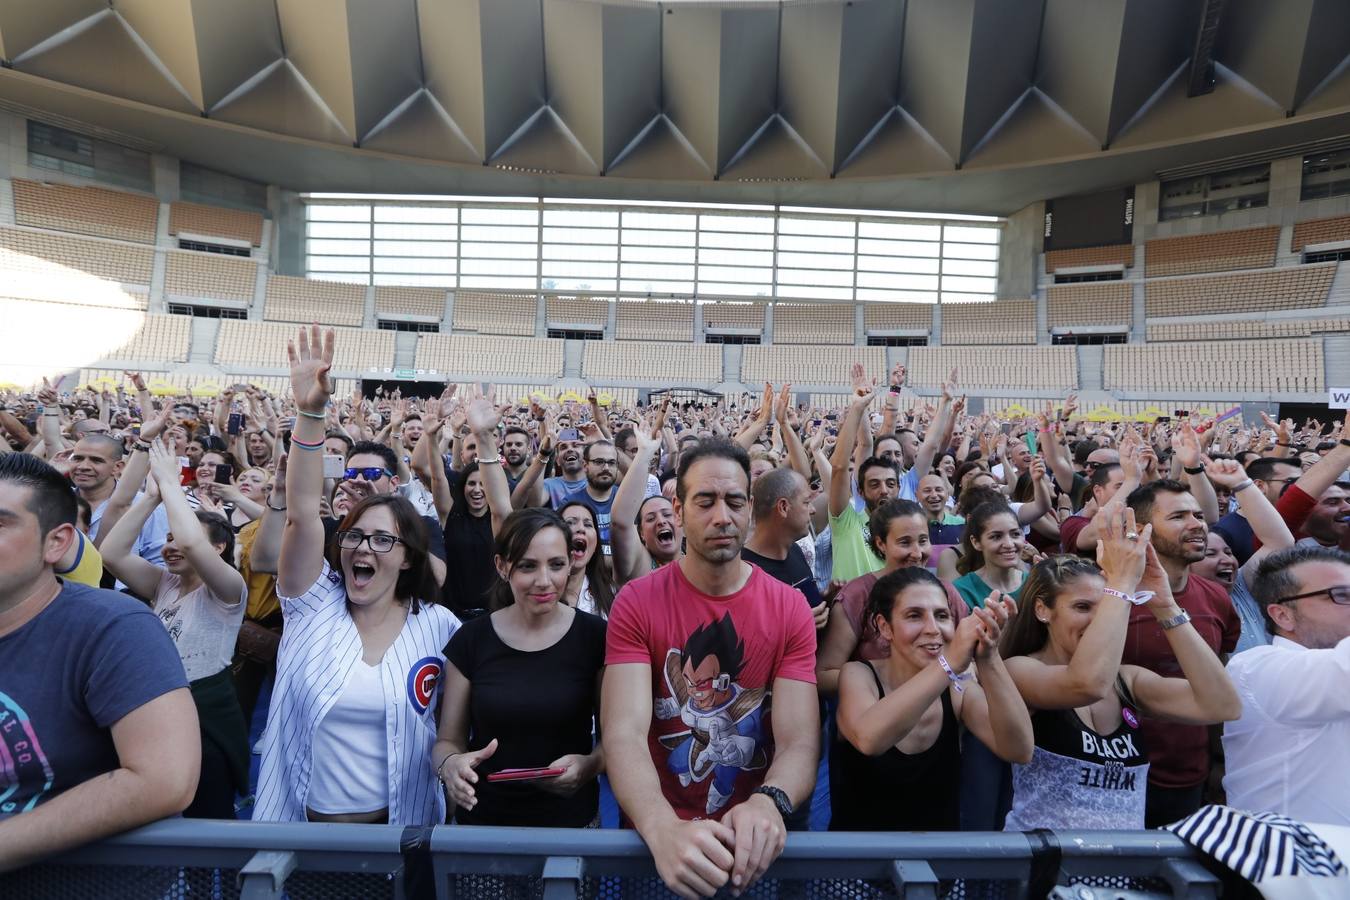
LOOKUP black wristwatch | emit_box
[1183,464,1205,475]
[751,785,794,820]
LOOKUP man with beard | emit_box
[1267,438,1350,553]
[500,426,533,493]
[1125,480,1240,827]
[613,427,681,586]
[576,440,619,556]
[603,438,818,899]
[1222,545,1350,825]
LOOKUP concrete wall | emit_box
[997,200,1043,299]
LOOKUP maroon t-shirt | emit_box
[1058,515,1093,557]
[1121,572,1239,789]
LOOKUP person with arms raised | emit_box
[0,454,198,872]
[101,439,249,819]
[832,568,1032,830]
[253,325,460,826]
[1001,502,1240,830]
[603,438,819,899]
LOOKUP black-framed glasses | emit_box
[337,530,404,553]
[1275,585,1350,606]
[344,467,393,481]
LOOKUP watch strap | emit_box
[1158,609,1192,631]
[752,785,794,819]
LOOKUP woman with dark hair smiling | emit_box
[434,507,607,826]
[254,326,460,826]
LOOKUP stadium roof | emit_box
[1,0,1349,214]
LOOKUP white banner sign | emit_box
[1330,388,1350,410]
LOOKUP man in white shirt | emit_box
[1222,545,1350,825]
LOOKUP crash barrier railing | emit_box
[7,819,1223,900]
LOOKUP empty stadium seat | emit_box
[375,285,446,319]
[546,294,609,328]
[942,300,1035,344]
[1104,339,1322,394]
[168,201,265,246]
[1047,282,1132,329]
[264,274,365,327]
[1044,243,1134,272]
[163,251,258,303]
[701,301,766,332]
[741,346,886,386]
[12,179,158,244]
[453,291,536,336]
[1143,264,1335,317]
[1144,226,1278,277]
[215,320,394,372]
[908,346,1077,391]
[614,300,694,341]
[863,302,933,333]
[1146,316,1350,342]
[1292,214,1350,252]
[583,341,721,384]
[414,333,564,379]
[0,227,152,308]
[772,303,853,344]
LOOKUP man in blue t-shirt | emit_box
[573,441,618,555]
[0,454,197,873]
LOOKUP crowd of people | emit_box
[2,325,1349,899]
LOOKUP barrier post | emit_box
[540,855,584,900]
[237,849,298,900]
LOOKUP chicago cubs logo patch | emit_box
[407,657,443,715]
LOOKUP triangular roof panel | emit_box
[361,90,479,164]
[211,59,352,145]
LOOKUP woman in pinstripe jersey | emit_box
[253,325,461,825]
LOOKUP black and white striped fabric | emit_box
[1166,805,1347,884]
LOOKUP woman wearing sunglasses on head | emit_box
[253,326,461,827]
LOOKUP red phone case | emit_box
[485,767,566,783]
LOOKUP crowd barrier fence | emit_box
[6,819,1225,900]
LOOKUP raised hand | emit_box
[849,362,874,398]
[465,386,501,436]
[123,371,148,393]
[773,383,793,425]
[1201,455,1249,491]
[1171,421,1202,469]
[286,324,335,414]
[146,438,183,492]
[889,363,907,389]
[1095,500,1150,592]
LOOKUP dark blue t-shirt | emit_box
[0,582,187,817]
[576,491,616,557]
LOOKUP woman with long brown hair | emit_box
[999,502,1240,830]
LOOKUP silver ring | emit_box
[1125,531,1140,541]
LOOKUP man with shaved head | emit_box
[742,467,826,627]
[71,434,167,571]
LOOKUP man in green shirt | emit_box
[827,365,952,582]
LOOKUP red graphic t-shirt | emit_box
[606,561,817,821]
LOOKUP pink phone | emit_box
[486,767,566,783]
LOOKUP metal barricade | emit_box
[7,821,1221,900]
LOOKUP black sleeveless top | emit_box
[829,661,961,831]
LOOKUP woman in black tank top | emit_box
[832,568,1033,830]
[999,499,1242,830]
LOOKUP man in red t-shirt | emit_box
[603,438,819,900]
[1124,480,1239,827]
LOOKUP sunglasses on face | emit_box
[337,530,404,553]
[344,467,393,481]
[1275,585,1350,606]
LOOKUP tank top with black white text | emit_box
[1003,676,1149,831]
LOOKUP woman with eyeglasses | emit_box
[101,438,249,820]
[253,326,460,826]
[998,503,1241,830]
